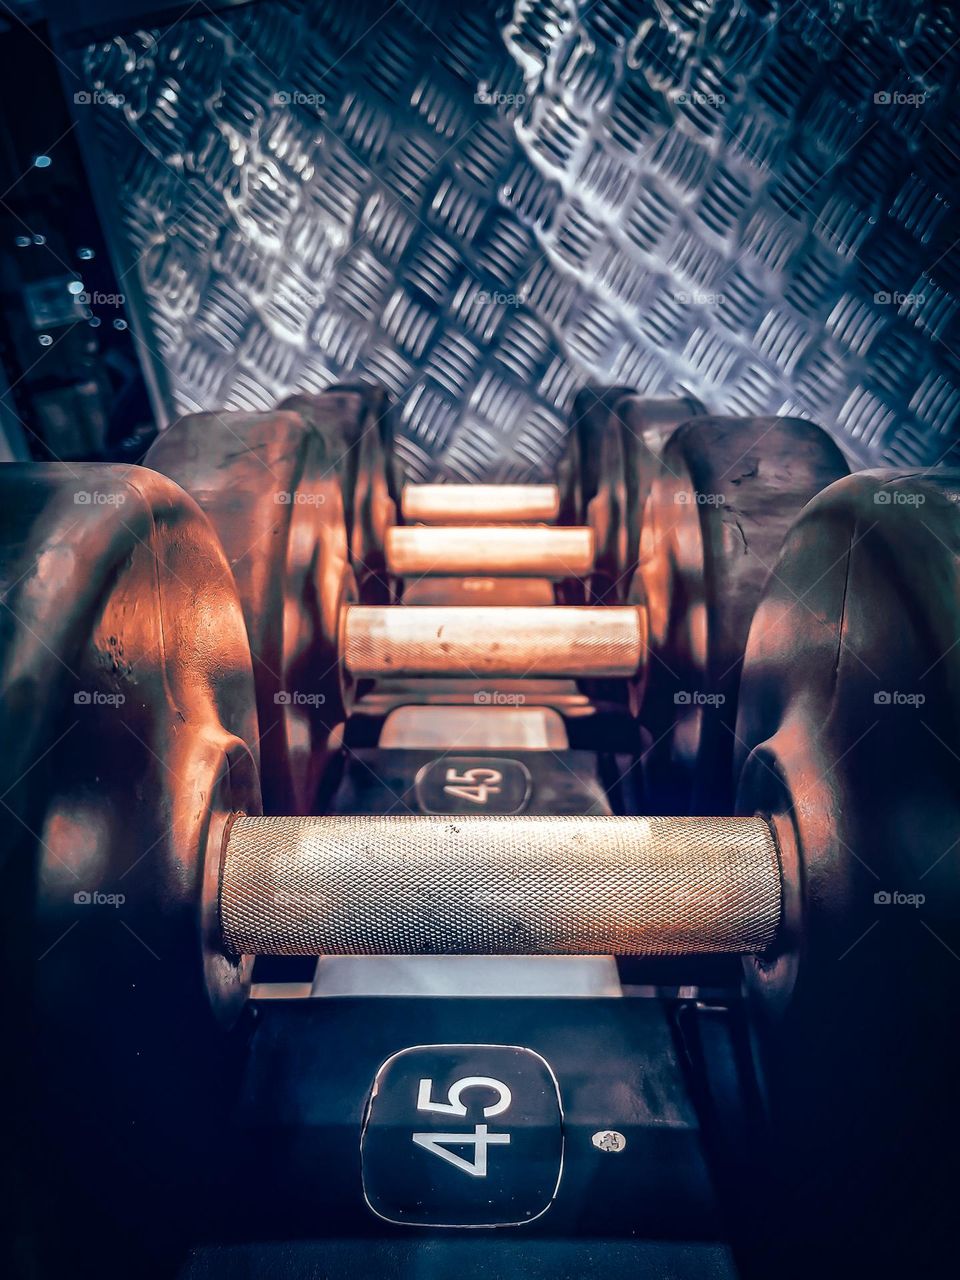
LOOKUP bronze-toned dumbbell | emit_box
[7,466,960,1277]
[143,406,646,810]
[588,408,851,812]
[279,386,397,603]
[145,408,354,814]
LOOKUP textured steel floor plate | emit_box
[70,0,960,479]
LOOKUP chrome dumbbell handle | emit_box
[219,814,782,958]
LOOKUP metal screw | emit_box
[591,1130,627,1153]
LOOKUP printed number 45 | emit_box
[412,1076,512,1178]
[443,767,502,805]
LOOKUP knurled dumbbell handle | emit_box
[385,525,595,578]
[219,814,781,957]
[342,605,645,678]
[401,484,560,524]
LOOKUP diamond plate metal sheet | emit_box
[72,0,960,480]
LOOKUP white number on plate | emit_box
[443,767,503,806]
[413,1075,513,1178]
[411,1125,511,1178]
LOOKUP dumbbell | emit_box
[317,390,603,585]
[138,397,647,810]
[586,406,852,812]
[386,390,693,592]
[7,464,958,1272]
[278,384,399,603]
[6,464,954,969]
[278,387,591,586]
[581,388,706,602]
[392,383,629,538]
[278,386,679,589]
[144,408,353,815]
[144,400,850,817]
[382,396,703,595]
[146,390,702,603]
[7,463,960,1265]
[138,401,640,815]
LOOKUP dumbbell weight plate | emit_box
[328,380,404,507]
[557,384,634,525]
[280,387,396,602]
[734,469,960,1272]
[0,464,261,1271]
[146,409,356,814]
[588,393,705,602]
[553,386,635,601]
[635,416,850,814]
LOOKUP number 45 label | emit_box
[414,757,532,815]
[361,1044,564,1227]
[442,768,503,806]
[412,1076,512,1177]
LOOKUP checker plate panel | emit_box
[71,0,960,479]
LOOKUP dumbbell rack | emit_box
[8,419,957,1279]
[220,478,767,1272]
[329,480,637,824]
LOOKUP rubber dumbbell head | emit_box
[732,468,960,1266]
[146,409,357,814]
[633,414,850,814]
